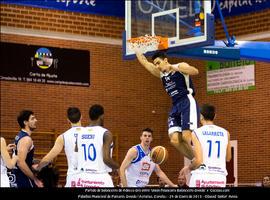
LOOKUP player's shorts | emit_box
[71,173,114,187]
[189,169,226,187]
[168,94,200,135]
[13,169,36,188]
[1,173,10,187]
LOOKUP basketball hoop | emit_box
[127,35,168,54]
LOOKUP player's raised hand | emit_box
[7,143,16,153]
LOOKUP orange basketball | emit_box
[150,146,168,165]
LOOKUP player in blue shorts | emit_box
[135,51,200,160]
[10,110,43,188]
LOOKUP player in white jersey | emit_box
[36,107,84,187]
[120,128,176,187]
[75,104,119,187]
[181,104,232,187]
[0,137,18,187]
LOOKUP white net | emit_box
[127,35,161,54]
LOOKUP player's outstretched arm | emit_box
[155,165,177,187]
[119,147,137,187]
[135,52,160,78]
[172,62,199,75]
[0,137,18,169]
[103,131,119,170]
[37,135,64,171]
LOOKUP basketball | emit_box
[150,146,168,165]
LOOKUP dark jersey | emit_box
[12,130,36,188]
[161,68,195,104]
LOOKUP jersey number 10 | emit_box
[81,143,96,161]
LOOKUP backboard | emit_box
[123,0,215,59]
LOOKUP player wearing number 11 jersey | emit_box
[181,104,232,187]
[75,104,119,187]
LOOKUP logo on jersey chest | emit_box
[165,76,170,82]
[141,162,151,171]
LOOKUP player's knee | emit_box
[181,130,192,144]
[170,132,180,146]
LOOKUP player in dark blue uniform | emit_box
[10,110,43,188]
[135,51,200,160]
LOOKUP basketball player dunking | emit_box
[119,128,176,187]
[135,51,200,161]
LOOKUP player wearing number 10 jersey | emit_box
[75,104,119,187]
[181,104,232,187]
